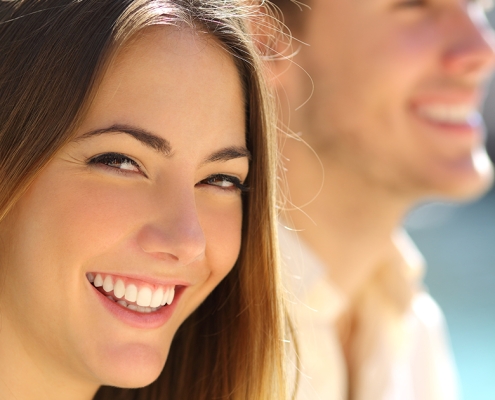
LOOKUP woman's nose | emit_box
[136,189,206,266]
[442,4,495,80]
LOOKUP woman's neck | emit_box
[0,314,98,400]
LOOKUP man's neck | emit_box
[281,140,411,301]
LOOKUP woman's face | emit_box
[0,27,248,394]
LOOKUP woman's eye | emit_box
[87,153,144,175]
[199,174,249,193]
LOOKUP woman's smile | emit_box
[87,272,188,329]
[88,273,178,311]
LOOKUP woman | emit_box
[0,1,289,399]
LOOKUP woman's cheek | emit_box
[198,196,243,277]
[26,170,146,262]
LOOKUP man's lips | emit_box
[413,103,482,127]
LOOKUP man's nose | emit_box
[442,3,495,80]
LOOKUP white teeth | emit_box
[91,274,176,310]
[161,287,175,306]
[137,287,152,307]
[150,287,164,308]
[113,279,125,299]
[167,287,175,305]
[124,284,138,302]
[94,274,103,287]
[417,104,478,124]
[103,275,114,293]
[106,295,114,301]
[161,288,169,306]
[114,299,156,313]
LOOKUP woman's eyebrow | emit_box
[76,124,250,162]
[77,124,172,155]
[202,146,251,165]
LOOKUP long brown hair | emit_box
[0,1,289,398]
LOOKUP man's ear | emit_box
[263,21,308,121]
[266,36,301,94]
[247,1,310,132]
[245,1,297,90]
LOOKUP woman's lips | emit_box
[87,272,186,329]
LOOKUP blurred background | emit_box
[403,9,495,399]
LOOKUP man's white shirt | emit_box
[279,224,460,400]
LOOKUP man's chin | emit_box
[427,148,494,202]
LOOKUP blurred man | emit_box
[271,1,495,399]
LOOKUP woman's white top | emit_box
[279,225,460,400]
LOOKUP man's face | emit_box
[285,0,495,200]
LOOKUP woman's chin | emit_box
[96,344,169,389]
[103,370,162,390]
